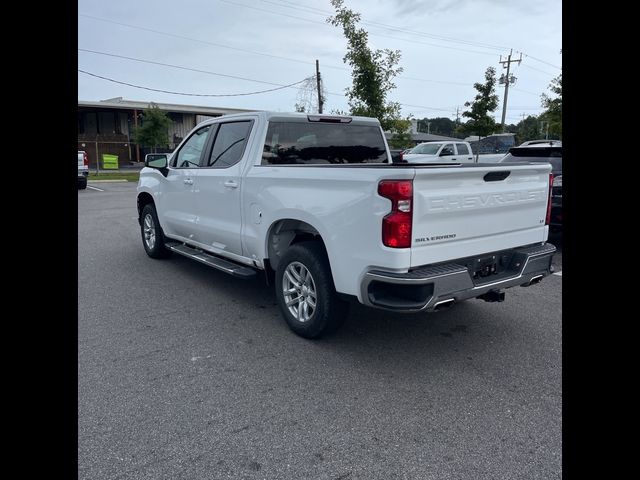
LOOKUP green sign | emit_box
[102,154,119,170]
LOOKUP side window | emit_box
[441,144,455,156]
[456,143,470,155]
[207,121,252,168]
[172,125,211,168]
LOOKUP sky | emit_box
[77,0,562,125]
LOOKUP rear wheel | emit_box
[275,241,349,339]
[78,177,87,189]
[141,204,171,258]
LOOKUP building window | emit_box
[98,112,116,134]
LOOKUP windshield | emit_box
[409,143,440,155]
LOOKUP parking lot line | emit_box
[553,271,562,276]
[87,185,104,192]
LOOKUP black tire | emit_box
[140,203,171,258]
[275,241,349,339]
[78,177,87,189]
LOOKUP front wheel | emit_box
[140,203,171,258]
[275,241,349,339]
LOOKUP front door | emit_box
[193,119,254,257]
[439,143,457,162]
[160,124,213,240]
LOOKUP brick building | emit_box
[78,98,252,168]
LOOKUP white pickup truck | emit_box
[403,141,507,163]
[137,112,555,338]
[403,141,476,163]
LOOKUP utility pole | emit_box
[539,120,550,139]
[499,49,522,132]
[315,59,323,114]
[455,107,460,125]
[427,121,431,134]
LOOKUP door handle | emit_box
[224,180,239,189]
[183,178,193,185]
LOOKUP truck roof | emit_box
[202,111,382,126]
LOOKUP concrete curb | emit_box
[88,180,130,183]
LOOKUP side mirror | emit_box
[145,153,168,169]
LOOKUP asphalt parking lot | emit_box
[78,182,562,480]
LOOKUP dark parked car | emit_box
[499,143,562,231]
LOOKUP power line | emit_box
[256,0,561,72]
[252,0,560,67]
[81,11,537,92]
[78,17,491,89]
[259,0,508,51]
[78,47,539,118]
[520,64,557,77]
[394,102,454,113]
[78,10,554,95]
[515,51,561,70]
[78,13,317,68]
[510,87,541,96]
[319,88,458,114]
[78,48,459,112]
[79,48,304,88]
[78,15,470,83]
[80,67,457,115]
[78,69,309,96]
[399,76,471,86]
[218,0,498,57]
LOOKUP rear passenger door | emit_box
[455,143,474,163]
[193,119,254,257]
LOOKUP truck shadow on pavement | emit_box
[165,252,529,363]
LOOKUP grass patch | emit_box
[88,171,140,182]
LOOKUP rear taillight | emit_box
[83,152,88,167]
[378,180,413,248]
[545,173,553,225]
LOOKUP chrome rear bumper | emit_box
[361,243,556,312]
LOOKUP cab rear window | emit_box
[262,122,388,165]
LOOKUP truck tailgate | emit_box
[410,163,551,267]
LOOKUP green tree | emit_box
[327,0,405,132]
[504,123,518,135]
[457,67,499,138]
[388,118,413,149]
[541,74,562,139]
[516,115,541,144]
[417,117,457,137]
[133,103,171,153]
